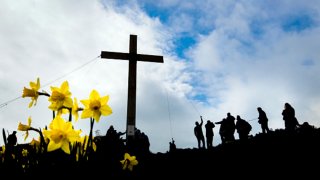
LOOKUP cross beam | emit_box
[101,35,163,146]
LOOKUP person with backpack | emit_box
[257,107,270,134]
[235,115,252,141]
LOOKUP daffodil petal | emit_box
[64,97,73,108]
[54,116,65,129]
[61,141,70,154]
[100,105,112,116]
[36,78,40,90]
[124,153,130,159]
[28,116,32,126]
[42,130,51,138]
[131,160,138,166]
[47,141,62,152]
[90,90,100,99]
[93,111,101,122]
[28,100,34,108]
[81,109,92,119]
[100,95,109,105]
[24,131,29,141]
[129,156,136,161]
[80,100,90,108]
[60,81,69,92]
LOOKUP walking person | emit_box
[257,107,270,133]
[282,103,299,132]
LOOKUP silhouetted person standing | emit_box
[282,103,299,132]
[169,138,176,152]
[225,112,236,142]
[235,115,252,141]
[194,116,205,149]
[215,118,227,144]
[205,120,215,148]
[3,131,18,173]
[7,131,17,147]
[257,107,270,133]
[5,131,17,161]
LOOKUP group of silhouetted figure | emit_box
[1,102,305,155]
[1,101,319,177]
[194,102,302,148]
[100,125,150,155]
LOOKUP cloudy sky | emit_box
[1,0,320,153]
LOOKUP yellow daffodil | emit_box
[43,116,81,154]
[22,78,40,108]
[30,138,40,146]
[30,138,40,152]
[92,141,97,152]
[80,90,112,122]
[0,146,5,162]
[120,153,138,171]
[0,146,5,154]
[22,149,28,157]
[17,116,32,141]
[48,81,73,112]
[72,97,80,121]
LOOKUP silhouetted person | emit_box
[130,128,150,154]
[235,115,252,141]
[205,120,215,148]
[215,118,227,144]
[5,131,17,161]
[194,116,205,149]
[169,138,176,152]
[2,131,18,173]
[140,132,150,153]
[257,107,270,133]
[282,103,300,132]
[299,122,313,136]
[7,131,17,147]
[106,125,116,138]
[225,112,236,142]
[105,125,126,155]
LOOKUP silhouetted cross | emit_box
[101,34,163,145]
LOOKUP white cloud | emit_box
[189,0,320,139]
[0,0,193,153]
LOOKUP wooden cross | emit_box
[101,34,163,146]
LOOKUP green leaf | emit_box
[2,128,7,146]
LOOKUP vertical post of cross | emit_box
[101,34,163,149]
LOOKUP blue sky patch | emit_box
[174,36,196,59]
[189,93,209,105]
[250,20,266,39]
[301,59,315,67]
[140,3,170,23]
[282,14,314,32]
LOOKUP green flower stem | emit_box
[89,118,94,148]
[38,92,50,97]
[84,118,95,158]
[68,108,72,122]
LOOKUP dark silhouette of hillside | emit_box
[68,126,320,178]
[1,125,320,178]
[128,126,320,178]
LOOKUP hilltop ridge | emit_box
[1,125,319,178]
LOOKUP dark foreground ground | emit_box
[1,126,320,178]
